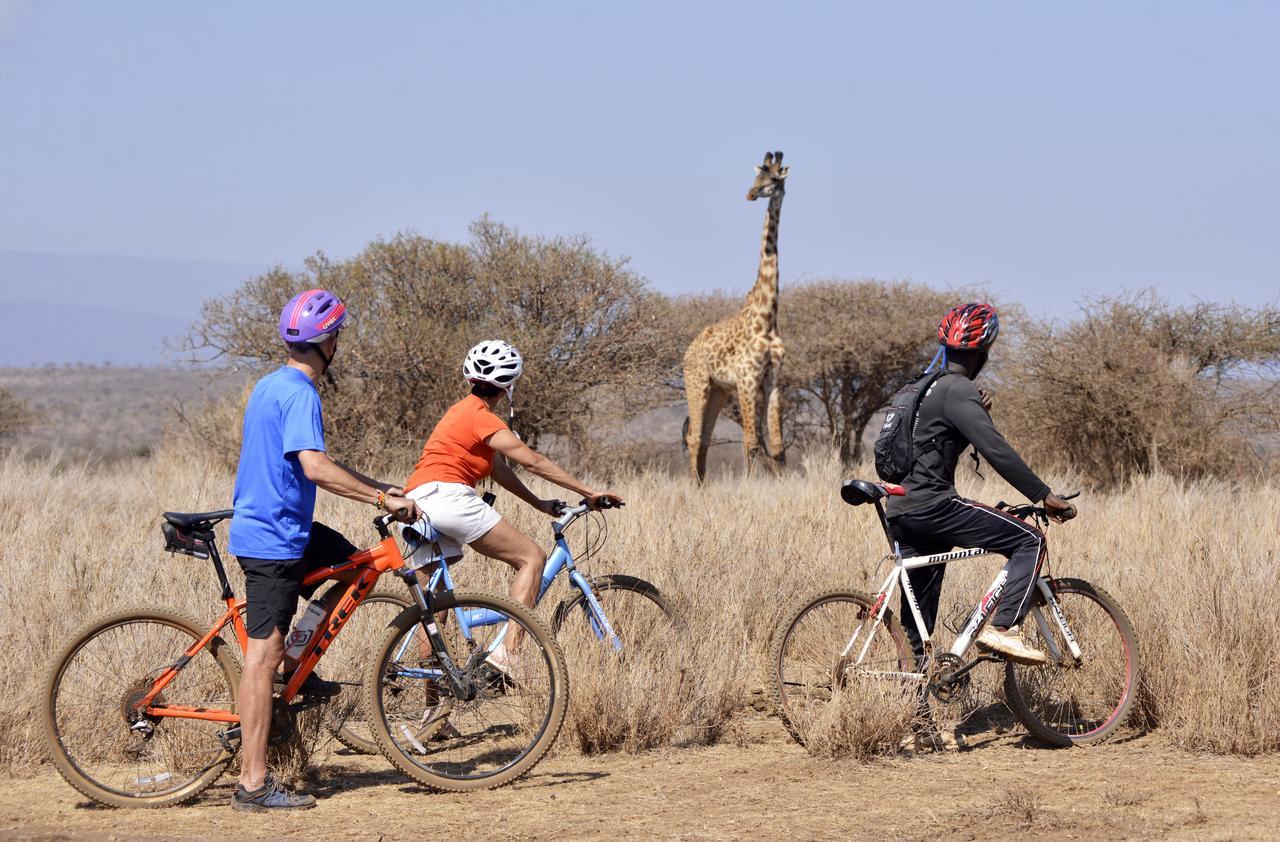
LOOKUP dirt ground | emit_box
[3,719,1279,842]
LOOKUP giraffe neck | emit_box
[746,190,784,325]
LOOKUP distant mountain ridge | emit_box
[0,249,267,365]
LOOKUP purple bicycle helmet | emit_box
[279,289,347,344]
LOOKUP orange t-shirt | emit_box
[406,395,509,490]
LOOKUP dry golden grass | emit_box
[790,680,918,761]
[2,445,1279,776]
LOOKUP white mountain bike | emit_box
[772,479,1139,747]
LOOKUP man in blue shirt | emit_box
[227,289,419,812]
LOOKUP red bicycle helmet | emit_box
[938,302,1000,351]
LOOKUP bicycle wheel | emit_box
[41,609,241,808]
[1004,577,1139,746]
[550,574,681,651]
[324,590,413,755]
[366,589,568,792]
[771,589,914,745]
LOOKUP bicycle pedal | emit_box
[219,726,242,753]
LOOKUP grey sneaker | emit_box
[976,625,1047,665]
[231,773,317,812]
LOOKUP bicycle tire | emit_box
[550,574,682,647]
[325,591,413,755]
[771,588,913,745]
[1003,577,1139,747]
[366,589,568,792]
[41,608,241,808]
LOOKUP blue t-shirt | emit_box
[228,366,326,560]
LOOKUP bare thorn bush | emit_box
[0,387,32,442]
[998,291,1280,487]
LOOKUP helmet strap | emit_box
[505,384,516,422]
[312,342,332,374]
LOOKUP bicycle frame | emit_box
[845,497,1085,680]
[137,515,469,726]
[405,504,624,652]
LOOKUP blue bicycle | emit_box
[327,497,679,755]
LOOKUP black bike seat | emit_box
[840,480,904,506]
[162,509,234,529]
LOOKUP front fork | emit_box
[567,569,623,652]
[402,578,488,701]
[1029,578,1084,664]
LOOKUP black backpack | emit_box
[873,370,949,483]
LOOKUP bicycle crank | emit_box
[268,699,296,746]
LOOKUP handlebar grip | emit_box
[373,512,396,539]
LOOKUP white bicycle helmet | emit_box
[463,340,523,387]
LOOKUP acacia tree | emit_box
[781,280,963,464]
[188,217,674,468]
[997,292,1280,486]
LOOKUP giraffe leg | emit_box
[695,387,725,483]
[684,368,714,482]
[764,340,786,468]
[737,380,764,476]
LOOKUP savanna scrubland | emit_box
[2,220,1280,838]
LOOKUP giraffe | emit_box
[682,150,788,482]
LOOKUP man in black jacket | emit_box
[887,303,1077,666]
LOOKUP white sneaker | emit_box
[484,645,521,676]
[976,625,1047,665]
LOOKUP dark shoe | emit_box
[274,670,342,698]
[231,773,316,812]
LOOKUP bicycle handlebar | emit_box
[995,491,1081,525]
[373,511,399,539]
[550,497,624,530]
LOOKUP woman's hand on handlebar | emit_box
[1043,492,1077,523]
[383,494,421,524]
[586,491,625,511]
[536,498,567,516]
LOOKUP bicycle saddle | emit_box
[840,480,905,506]
[401,520,450,569]
[162,509,234,529]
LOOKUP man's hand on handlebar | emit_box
[585,491,625,511]
[1043,492,1078,523]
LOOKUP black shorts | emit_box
[236,522,359,640]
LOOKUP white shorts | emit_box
[405,481,501,559]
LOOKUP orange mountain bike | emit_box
[41,509,568,808]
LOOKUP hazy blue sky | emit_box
[1,1,1277,363]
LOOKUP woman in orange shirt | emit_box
[405,340,623,664]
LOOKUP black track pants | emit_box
[888,496,1047,663]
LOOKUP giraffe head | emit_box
[746,150,788,201]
